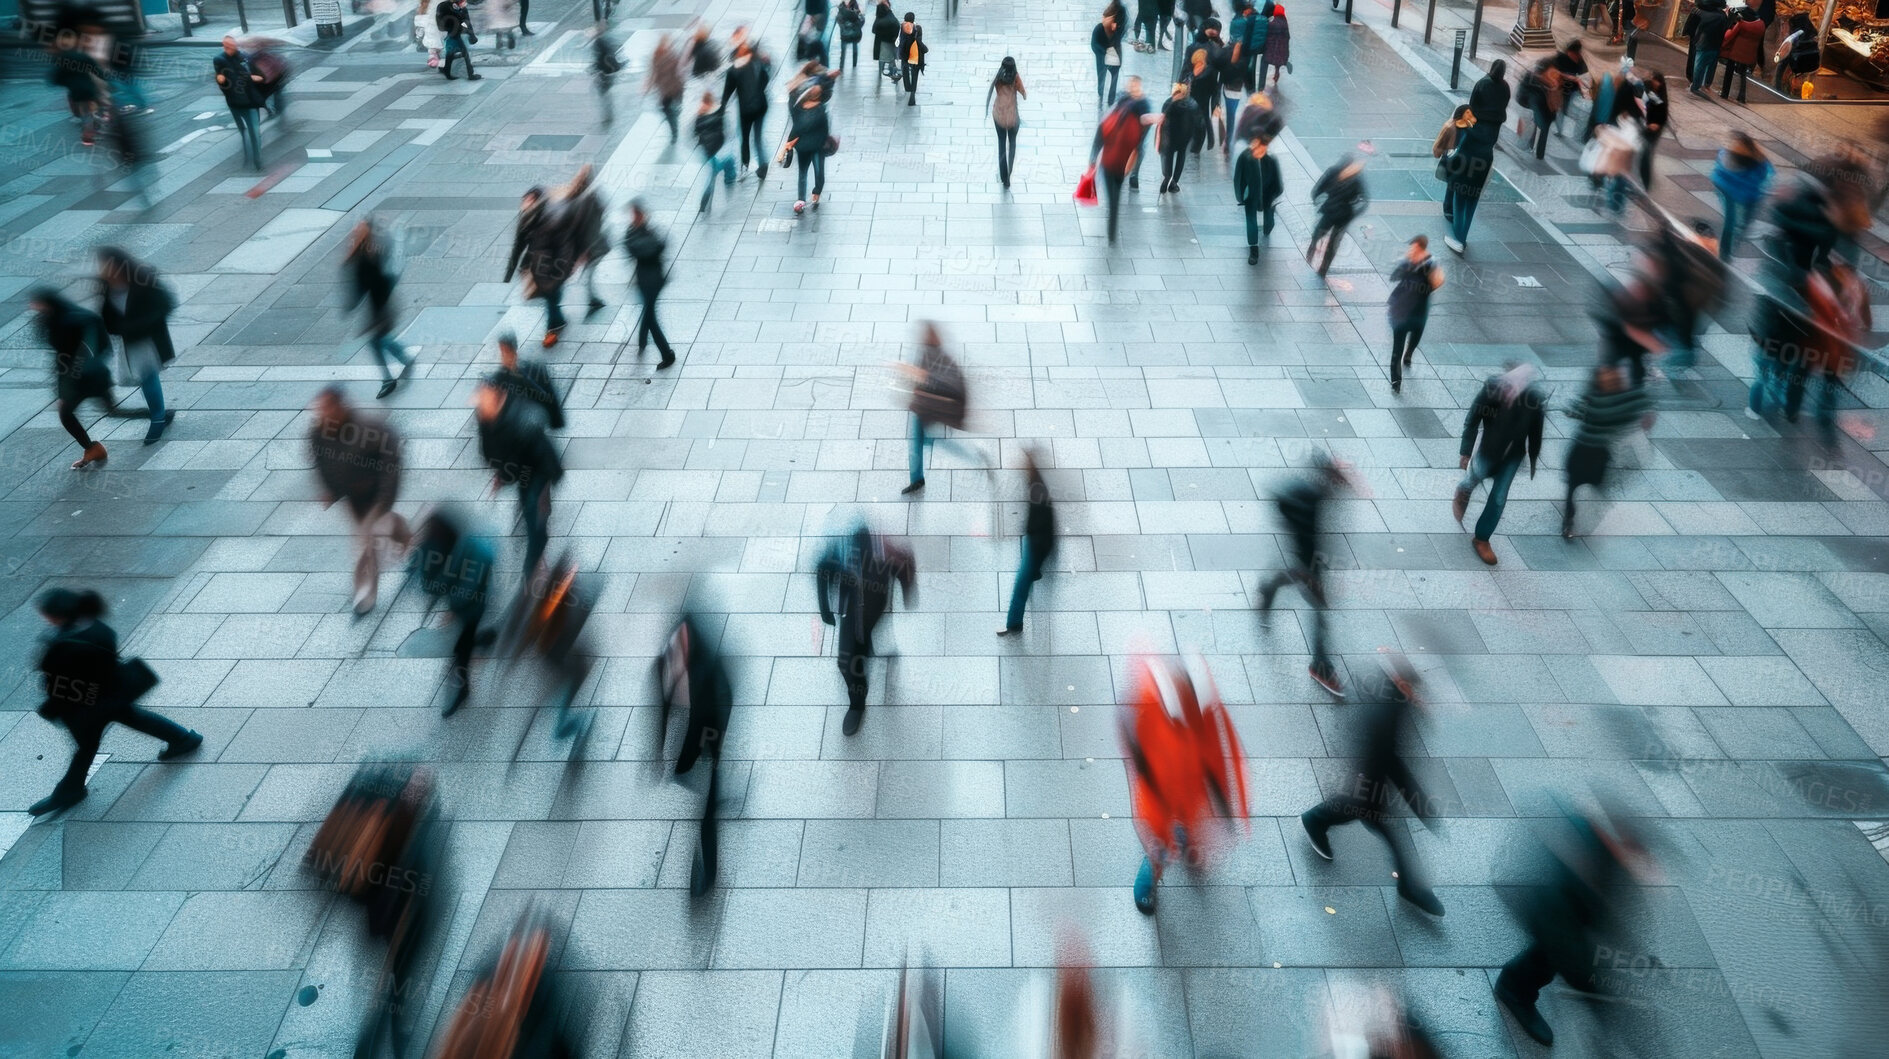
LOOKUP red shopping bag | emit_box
[1073,165,1099,207]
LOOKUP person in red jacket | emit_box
[1089,77,1155,244]
[1718,7,1765,103]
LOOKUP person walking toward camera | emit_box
[786,84,831,214]
[503,186,574,347]
[837,0,865,68]
[722,41,773,177]
[1257,452,1351,697]
[1386,236,1442,394]
[1454,362,1546,566]
[96,247,178,443]
[310,387,410,617]
[27,588,201,816]
[816,525,917,736]
[342,219,417,399]
[474,378,563,584]
[1233,135,1283,265]
[213,36,266,169]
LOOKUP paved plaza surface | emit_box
[4,1,1889,1055]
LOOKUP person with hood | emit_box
[1454,363,1546,565]
[1261,4,1290,88]
[1434,105,1474,224]
[998,449,1058,635]
[1299,657,1445,916]
[1774,12,1821,95]
[474,378,563,584]
[1561,362,1654,538]
[816,525,917,736]
[212,36,266,169]
[785,84,831,214]
[898,13,928,105]
[694,90,737,211]
[624,200,678,368]
[1387,235,1443,393]
[1256,452,1352,696]
[1468,58,1509,129]
[1093,5,1127,106]
[29,289,113,469]
[309,387,410,616]
[1156,80,1202,194]
[1686,0,1730,94]
[342,219,416,399]
[872,1,901,79]
[560,164,610,320]
[1718,5,1765,102]
[96,247,178,443]
[408,511,494,716]
[488,330,565,431]
[1233,134,1284,264]
[987,57,1028,189]
[503,186,574,347]
[1307,154,1368,278]
[645,34,686,142]
[435,0,480,81]
[721,41,773,176]
[1710,132,1773,263]
[26,588,202,816]
[837,0,866,67]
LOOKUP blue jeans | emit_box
[228,106,261,169]
[1005,536,1047,629]
[1718,191,1752,261]
[1749,349,1784,416]
[139,367,164,422]
[1223,92,1240,143]
[1690,49,1719,92]
[370,333,413,381]
[1606,174,1627,213]
[1461,452,1523,541]
[1450,190,1480,245]
[701,151,736,208]
[908,415,978,484]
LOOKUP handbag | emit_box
[1074,164,1099,206]
[118,657,160,702]
[1435,149,1458,183]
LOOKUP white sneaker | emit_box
[1744,406,1762,420]
[794,200,806,214]
[1443,236,1465,255]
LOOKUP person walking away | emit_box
[561,165,609,320]
[342,219,417,398]
[900,323,974,493]
[655,614,734,894]
[1443,112,1497,252]
[474,378,563,586]
[1468,57,1509,129]
[998,450,1057,635]
[1229,1,1270,98]
[1261,4,1290,87]
[898,14,928,105]
[837,0,865,67]
[688,22,723,78]
[489,330,565,431]
[1093,5,1127,105]
[1517,57,1561,160]
[503,187,575,347]
[480,0,520,50]
[1774,13,1820,95]
[1561,362,1653,538]
[722,42,773,177]
[1257,452,1351,696]
[213,37,265,169]
[1299,658,1445,915]
[795,15,829,67]
[1719,5,1764,102]
[1233,135,1284,264]
[988,57,1026,189]
[1454,363,1546,565]
[1639,71,1668,187]
[646,34,686,141]
[96,247,178,442]
[437,0,481,81]
[625,201,678,367]
[1135,0,1162,50]
[1183,44,1221,154]
[694,91,737,210]
[1157,81,1201,195]
[590,26,623,125]
[816,526,917,736]
[48,29,108,148]
[1091,88,1149,243]
[786,86,832,215]
[1711,133,1773,263]
[26,588,202,816]
[29,289,113,469]
[408,511,494,716]
[310,387,410,615]
[872,1,901,79]
[1687,0,1729,94]
[1308,154,1368,278]
[1434,105,1473,224]
[1387,236,1442,394]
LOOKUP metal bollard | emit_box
[1345,0,1354,23]
[1423,0,1437,45]
[1392,0,1403,27]
[1452,29,1465,89]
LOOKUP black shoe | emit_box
[1128,177,1139,192]
[842,704,864,736]
[158,731,204,760]
[1399,883,1445,916]
[143,410,175,445]
[1301,812,1333,860]
[467,74,483,81]
[586,298,605,319]
[757,164,768,179]
[1494,983,1554,1046]
[377,379,397,399]
[900,478,925,495]
[521,27,535,35]
[1562,513,1576,540]
[442,70,456,80]
[1391,381,1401,395]
[474,627,498,647]
[657,355,676,369]
[442,683,470,717]
[28,788,86,816]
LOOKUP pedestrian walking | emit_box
[1547,39,1589,134]
[1719,5,1765,102]
[95,247,178,443]
[478,0,520,50]
[436,0,481,81]
[1216,21,1248,151]
[503,186,575,347]
[310,387,410,616]
[1454,363,1546,565]
[1434,104,1473,211]
[213,36,265,169]
[342,219,417,399]
[107,101,155,211]
[1233,135,1284,264]
[722,42,773,177]
[1181,0,1214,38]
[560,165,610,320]
[1686,0,1729,94]
[1711,132,1773,263]
[1639,71,1667,187]
[688,22,723,78]
[1093,4,1127,106]
[473,378,563,582]
[837,0,865,67]
[1387,236,1442,394]
[1090,81,1153,242]
[1182,44,1220,154]
[27,588,201,816]
[872,1,901,79]
[694,91,737,211]
[1228,1,1270,94]
[417,0,444,67]
[655,614,734,895]
[246,39,289,120]
[785,85,832,214]
[645,34,685,141]
[624,201,679,368]
[408,510,494,716]
[1135,0,1162,50]
[591,26,624,125]
[1261,4,1290,87]
[997,449,1057,636]
[987,57,1026,189]
[29,288,113,470]
[1517,57,1563,161]
[1774,13,1821,96]
[795,15,829,67]
[816,525,917,736]
[1308,154,1368,278]
[1442,119,1496,253]
[47,28,108,148]
[516,553,596,736]
[898,14,928,105]
[900,322,975,494]
[489,330,565,431]
[1156,81,1202,194]
[1256,452,1351,696]
[1561,362,1653,538]
[1234,87,1284,144]
[1299,656,1445,916]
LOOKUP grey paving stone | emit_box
[0,890,184,970]
[81,970,302,1058]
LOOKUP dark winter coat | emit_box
[489,361,565,431]
[1460,375,1547,471]
[504,202,573,293]
[478,396,563,488]
[213,50,264,109]
[816,531,916,653]
[624,221,669,293]
[1233,149,1283,211]
[40,296,111,405]
[722,55,772,116]
[311,408,402,518]
[98,262,176,348]
[38,619,123,726]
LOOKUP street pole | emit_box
[1392,0,1403,28]
[1469,0,1485,59]
[1424,0,1437,45]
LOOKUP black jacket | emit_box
[490,361,565,431]
[872,7,900,49]
[1460,375,1546,471]
[656,615,733,775]
[789,102,830,159]
[41,297,111,405]
[1311,163,1369,224]
[624,221,668,291]
[410,520,492,620]
[897,26,927,68]
[1690,9,1730,48]
[1233,150,1283,210]
[1160,96,1202,153]
[1023,473,1056,560]
[1468,73,1510,126]
[345,242,398,335]
[311,409,401,516]
[838,1,865,41]
[695,108,727,156]
[1091,20,1125,58]
[99,265,176,347]
[816,531,916,652]
[690,36,723,76]
[565,189,609,263]
[436,1,472,39]
[213,50,263,109]
[38,619,121,725]
[504,203,573,291]
[722,55,772,116]
[479,397,563,487]
[1340,681,1433,823]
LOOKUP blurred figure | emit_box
[27,588,201,816]
[433,912,578,1058]
[1591,247,1667,389]
[722,41,773,177]
[1767,169,1840,271]
[1752,255,1871,446]
[560,164,610,320]
[899,322,972,495]
[47,27,108,148]
[655,614,733,894]
[1562,363,1653,539]
[1119,655,1250,914]
[1385,235,1442,394]
[1453,363,1545,566]
[408,510,494,716]
[435,0,480,81]
[816,525,916,736]
[343,219,417,399]
[688,21,724,78]
[503,186,575,347]
[1709,133,1772,263]
[518,553,596,737]
[591,24,624,125]
[645,34,686,141]
[1052,934,1099,1059]
[998,450,1057,636]
[29,288,113,470]
[881,959,945,1058]
[1322,981,1441,1059]
[96,246,179,443]
[1308,153,1368,278]
[1494,810,1649,1047]
[694,90,737,212]
[309,387,410,616]
[473,378,563,585]
[479,0,521,51]
[246,37,291,120]
[1256,452,1351,697]
[1298,655,1444,917]
[488,330,565,430]
[305,763,442,1058]
[106,100,155,211]
[625,200,679,367]
[212,36,265,169]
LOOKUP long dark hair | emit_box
[995,56,1017,87]
[38,588,106,625]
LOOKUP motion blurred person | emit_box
[561,165,610,320]
[998,450,1057,635]
[432,913,579,1057]
[96,246,179,442]
[248,36,290,120]
[591,25,623,125]
[47,29,108,148]
[409,511,494,716]
[488,330,565,431]
[29,288,113,470]
[1233,135,1283,265]
[1561,363,1653,538]
[645,34,686,142]
[899,322,973,494]
[310,387,411,616]
[722,41,773,177]
[1454,363,1546,566]
[520,553,595,736]
[503,187,574,347]
[1090,80,1151,243]
[212,36,265,169]
[1257,453,1350,697]
[816,525,917,736]
[28,588,201,816]
[473,379,563,586]
[694,91,737,212]
[656,614,733,894]
[625,201,678,367]
[1710,133,1773,263]
[343,218,417,399]
[1386,235,1443,394]
[1299,657,1444,916]
[1308,153,1368,278]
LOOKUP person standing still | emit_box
[1454,363,1546,566]
[625,201,679,368]
[96,247,178,443]
[987,57,1026,189]
[309,387,410,616]
[1093,4,1126,106]
[437,0,481,81]
[898,14,928,105]
[1718,5,1765,102]
[1256,452,1351,697]
[1386,236,1442,394]
[342,219,417,399]
[212,36,265,169]
[1687,0,1729,94]
[1233,135,1283,264]
[998,450,1057,636]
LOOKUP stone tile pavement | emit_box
[2,0,1889,1055]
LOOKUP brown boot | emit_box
[72,442,107,469]
[1472,538,1498,565]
